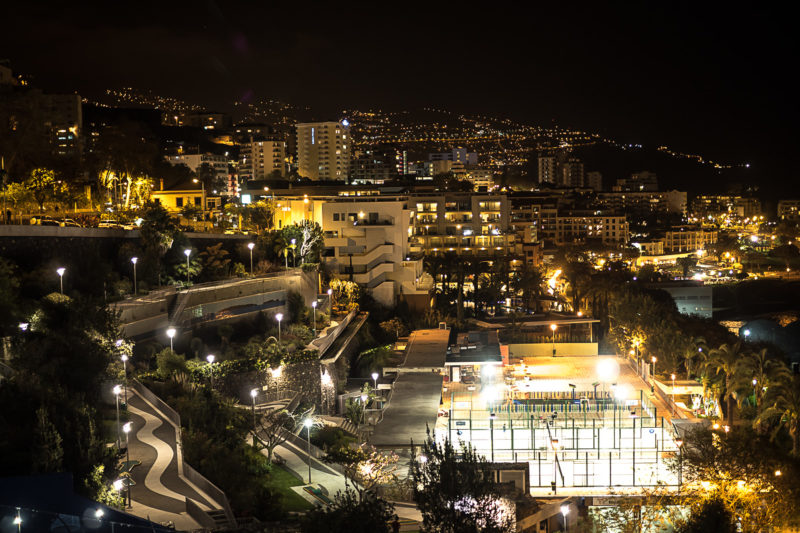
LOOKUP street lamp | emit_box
[56,267,65,294]
[304,418,313,483]
[183,249,192,284]
[275,313,283,342]
[120,351,129,407]
[207,354,215,364]
[671,373,676,415]
[131,257,138,295]
[312,300,318,337]
[550,323,557,357]
[651,356,657,379]
[113,385,122,449]
[251,388,258,446]
[247,242,255,274]
[561,503,570,532]
[752,378,758,407]
[122,422,132,507]
[372,372,379,390]
[676,438,684,489]
[13,511,21,533]
[360,394,368,424]
[327,287,334,312]
[291,238,297,267]
[166,327,176,351]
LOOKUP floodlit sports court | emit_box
[436,355,682,490]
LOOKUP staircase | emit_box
[168,290,192,323]
[207,510,230,530]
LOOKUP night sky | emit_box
[1,2,797,192]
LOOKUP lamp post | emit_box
[13,510,21,533]
[130,256,138,295]
[192,178,205,214]
[550,323,557,357]
[284,245,289,271]
[372,372,379,391]
[166,327,176,351]
[561,503,570,532]
[360,394,368,424]
[312,300,317,337]
[122,422,132,507]
[183,249,192,285]
[327,287,334,313]
[248,242,255,274]
[671,373,676,416]
[752,378,758,407]
[57,267,65,294]
[676,438,684,489]
[119,341,129,408]
[113,385,122,449]
[304,418,313,484]
[251,388,258,446]
[651,356,657,380]
[291,238,297,267]
[275,313,283,342]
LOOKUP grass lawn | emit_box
[270,465,313,512]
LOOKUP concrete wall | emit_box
[0,225,252,241]
[506,342,599,357]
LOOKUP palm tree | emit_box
[563,260,593,312]
[703,342,751,427]
[512,263,544,313]
[739,348,791,409]
[756,375,800,456]
[684,336,709,379]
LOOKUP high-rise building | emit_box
[429,147,478,166]
[614,171,658,192]
[239,138,286,180]
[560,157,584,187]
[586,171,602,191]
[350,148,402,184]
[538,155,557,184]
[296,120,351,180]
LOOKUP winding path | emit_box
[127,402,209,508]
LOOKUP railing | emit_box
[183,462,236,527]
[132,380,236,528]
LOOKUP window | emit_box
[176,197,184,207]
[333,213,340,221]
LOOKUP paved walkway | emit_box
[125,388,221,530]
[262,432,422,527]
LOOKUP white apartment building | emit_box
[296,120,351,180]
[663,227,718,253]
[240,139,286,180]
[410,192,513,256]
[778,199,800,221]
[538,155,557,184]
[321,198,430,307]
[167,153,230,191]
[466,168,495,190]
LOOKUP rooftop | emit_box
[402,328,450,369]
[370,372,444,448]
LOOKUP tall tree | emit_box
[511,263,543,313]
[301,487,395,533]
[703,342,750,427]
[411,430,513,533]
[757,374,800,456]
[31,407,64,473]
